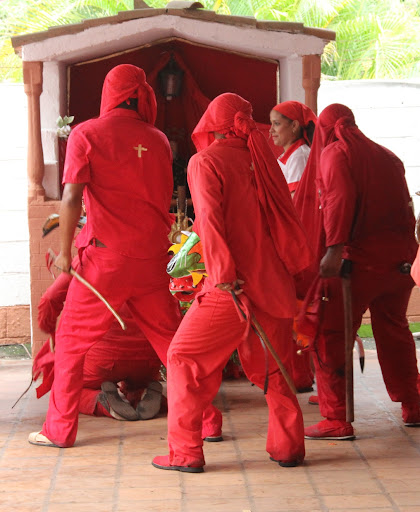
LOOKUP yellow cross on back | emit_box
[134,144,148,157]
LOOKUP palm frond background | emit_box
[1,0,420,82]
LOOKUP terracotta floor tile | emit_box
[118,486,182,501]
[323,493,393,509]
[328,509,396,512]
[315,477,383,496]
[182,467,246,487]
[1,355,419,511]
[49,486,115,503]
[0,491,47,510]
[58,464,117,478]
[366,456,420,469]
[48,503,113,512]
[53,476,116,490]
[184,499,252,512]
[381,478,420,493]
[0,475,53,492]
[253,496,321,511]
[250,482,315,498]
[308,468,373,483]
[389,491,420,507]
[180,484,249,500]
[117,500,182,512]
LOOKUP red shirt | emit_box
[319,140,417,268]
[188,137,296,318]
[63,109,173,259]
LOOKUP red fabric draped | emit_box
[147,52,211,157]
[293,127,325,288]
[191,92,312,277]
[100,64,157,124]
[317,104,415,264]
[272,101,317,146]
[296,102,417,333]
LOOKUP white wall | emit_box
[0,84,30,306]
[318,80,420,214]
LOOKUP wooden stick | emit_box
[342,276,354,423]
[251,314,298,395]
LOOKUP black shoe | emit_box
[203,435,223,442]
[136,381,163,420]
[99,382,138,421]
[270,456,303,467]
[296,386,314,393]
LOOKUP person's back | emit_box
[29,64,183,449]
[189,138,295,318]
[320,136,416,267]
[152,93,312,474]
[66,108,173,258]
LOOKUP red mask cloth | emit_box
[100,64,157,124]
[295,103,416,272]
[191,93,312,277]
[272,101,317,146]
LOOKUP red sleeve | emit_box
[62,126,91,184]
[319,145,357,247]
[188,154,237,285]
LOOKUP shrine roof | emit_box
[11,2,335,56]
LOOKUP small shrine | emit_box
[11,1,334,354]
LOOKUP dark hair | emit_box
[305,120,315,145]
[279,113,315,145]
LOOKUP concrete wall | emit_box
[0,84,31,344]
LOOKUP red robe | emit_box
[166,93,310,467]
[303,104,419,421]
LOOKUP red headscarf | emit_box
[100,64,157,124]
[191,93,313,276]
[272,100,317,146]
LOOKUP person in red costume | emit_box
[269,101,317,394]
[300,103,420,440]
[28,65,220,448]
[152,93,313,473]
[34,259,164,421]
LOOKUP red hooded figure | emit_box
[300,104,420,440]
[29,65,200,448]
[152,93,312,473]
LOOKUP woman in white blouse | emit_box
[269,101,317,198]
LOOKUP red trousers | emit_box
[290,349,314,391]
[167,289,305,467]
[79,354,161,416]
[42,245,186,446]
[314,266,419,421]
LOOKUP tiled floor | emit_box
[1,351,419,512]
